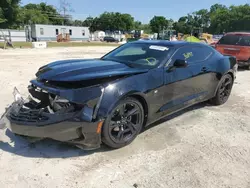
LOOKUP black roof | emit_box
[131,40,206,47]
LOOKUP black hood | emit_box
[36,59,149,82]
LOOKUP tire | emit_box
[102,97,144,149]
[210,74,233,105]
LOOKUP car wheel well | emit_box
[227,72,234,81]
[129,94,148,126]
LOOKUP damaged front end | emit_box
[0,81,105,150]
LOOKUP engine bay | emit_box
[27,84,81,114]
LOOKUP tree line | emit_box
[1,0,250,34]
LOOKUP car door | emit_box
[160,45,214,115]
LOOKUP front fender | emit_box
[97,82,147,119]
[96,68,164,119]
[105,90,147,117]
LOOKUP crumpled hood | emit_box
[36,59,149,81]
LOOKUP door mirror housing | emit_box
[173,59,188,68]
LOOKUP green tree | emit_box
[149,16,168,33]
[173,16,191,34]
[227,4,250,31]
[119,13,134,31]
[97,12,113,31]
[209,6,231,33]
[210,3,227,14]
[0,0,21,28]
[20,3,65,26]
[89,17,101,32]
[172,4,250,34]
[134,21,142,29]
[0,8,6,24]
[194,9,210,29]
[73,20,83,26]
[83,16,94,27]
[19,8,49,25]
[87,12,134,32]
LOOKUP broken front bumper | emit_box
[0,88,103,150]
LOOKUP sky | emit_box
[21,0,249,23]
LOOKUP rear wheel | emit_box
[102,97,144,149]
[210,74,233,105]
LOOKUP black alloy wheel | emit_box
[210,74,233,105]
[102,97,144,149]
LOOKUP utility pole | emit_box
[162,26,165,40]
[63,6,66,25]
[59,0,74,25]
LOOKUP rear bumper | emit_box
[237,60,250,67]
[0,94,103,150]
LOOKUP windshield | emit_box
[218,34,250,46]
[101,43,170,68]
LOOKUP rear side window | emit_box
[218,35,250,46]
[172,46,213,64]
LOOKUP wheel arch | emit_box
[116,91,149,126]
[127,94,149,126]
[227,71,234,81]
[213,71,234,96]
[98,90,149,126]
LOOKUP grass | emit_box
[0,41,121,49]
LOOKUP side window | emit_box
[82,30,85,36]
[69,29,72,35]
[55,29,59,35]
[172,46,213,64]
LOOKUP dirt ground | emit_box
[0,47,250,188]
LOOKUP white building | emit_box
[0,29,26,42]
[93,30,105,41]
[28,24,90,41]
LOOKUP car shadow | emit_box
[0,129,111,158]
[0,101,208,159]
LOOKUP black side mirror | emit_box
[173,59,188,68]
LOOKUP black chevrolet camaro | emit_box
[0,40,238,150]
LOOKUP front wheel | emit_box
[210,74,233,105]
[102,97,144,149]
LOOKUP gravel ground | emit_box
[0,47,249,188]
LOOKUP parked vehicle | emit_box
[215,32,250,69]
[210,41,218,48]
[212,34,223,42]
[0,41,237,150]
[103,36,119,43]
